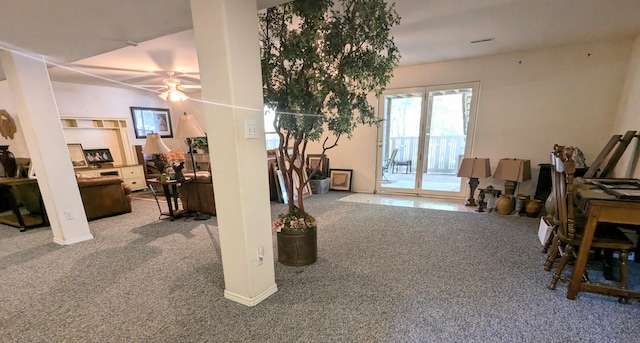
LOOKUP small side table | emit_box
[146,178,190,221]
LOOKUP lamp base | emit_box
[464,177,479,206]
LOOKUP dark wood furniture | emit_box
[583,130,638,178]
[544,146,639,303]
[147,178,188,221]
[0,177,47,231]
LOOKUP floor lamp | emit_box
[176,112,211,220]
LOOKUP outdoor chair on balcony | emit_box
[393,159,412,174]
[382,148,398,182]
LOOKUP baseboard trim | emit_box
[53,234,94,245]
[224,284,278,307]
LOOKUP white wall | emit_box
[308,39,634,196]
[0,80,185,161]
[613,35,640,178]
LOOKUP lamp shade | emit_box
[158,89,189,102]
[175,112,205,138]
[457,158,491,178]
[142,133,171,154]
[493,158,532,182]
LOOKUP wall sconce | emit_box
[457,158,491,206]
[493,158,531,195]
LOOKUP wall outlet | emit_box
[257,246,264,266]
[64,210,74,220]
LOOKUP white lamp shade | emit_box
[457,158,491,178]
[142,133,171,154]
[158,89,189,102]
[175,113,205,138]
[493,158,532,182]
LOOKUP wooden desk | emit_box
[147,178,190,221]
[0,178,47,231]
[568,179,640,300]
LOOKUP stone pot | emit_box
[525,199,543,218]
[495,195,514,215]
[277,229,317,266]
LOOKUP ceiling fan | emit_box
[139,72,201,102]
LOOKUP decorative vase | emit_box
[0,145,16,177]
[277,229,317,266]
[514,196,527,216]
[525,199,543,218]
[495,195,514,215]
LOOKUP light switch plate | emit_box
[244,119,258,139]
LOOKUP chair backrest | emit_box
[550,145,577,240]
[385,148,398,169]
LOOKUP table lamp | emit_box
[142,133,170,174]
[493,158,531,195]
[457,158,491,206]
[175,112,211,220]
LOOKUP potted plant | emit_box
[190,136,208,153]
[260,0,400,265]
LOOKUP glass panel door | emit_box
[379,90,423,191]
[378,82,479,197]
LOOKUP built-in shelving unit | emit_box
[60,116,137,168]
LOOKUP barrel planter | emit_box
[277,229,317,266]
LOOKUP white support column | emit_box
[190,0,277,306]
[1,50,92,245]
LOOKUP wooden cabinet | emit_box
[77,165,146,191]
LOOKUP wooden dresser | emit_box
[76,165,146,191]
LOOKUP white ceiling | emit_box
[1,0,640,91]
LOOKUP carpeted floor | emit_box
[1,192,639,342]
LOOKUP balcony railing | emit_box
[387,135,465,174]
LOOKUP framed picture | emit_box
[329,169,353,191]
[84,148,114,164]
[130,107,173,138]
[67,143,89,168]
[306,153,325,172]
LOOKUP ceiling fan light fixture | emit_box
[158,89,189,102]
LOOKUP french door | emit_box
[377,82,480,198]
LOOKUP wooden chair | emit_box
[544,146,636,303]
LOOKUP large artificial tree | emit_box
[260,0,400,219]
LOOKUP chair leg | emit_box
[618,250,629,304]
[548,245,574,290]
[544,235,561,271]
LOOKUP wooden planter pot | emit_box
[277,229,317,266]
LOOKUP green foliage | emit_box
[259,0,400,213]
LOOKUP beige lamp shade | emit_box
[142,133,171,154]
[175,112,205,138]
[457,158,491,178]
[493,158,532,182]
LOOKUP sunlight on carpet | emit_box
[339,193,474,212]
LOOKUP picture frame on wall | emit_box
[67,143,89,168]
[329,169,353,191]
[83,148,114,164]
[130,107,173,138]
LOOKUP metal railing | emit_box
[387,135,465,174]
